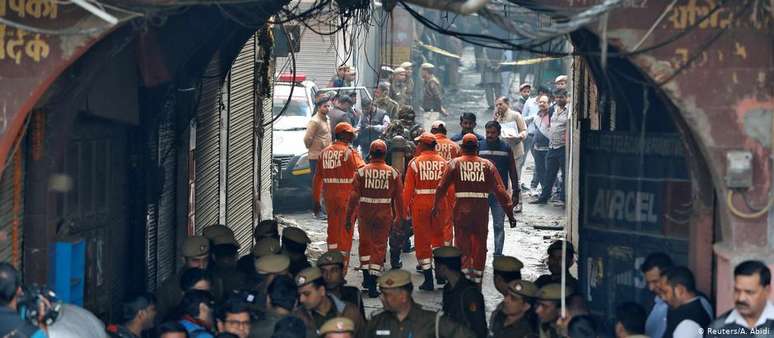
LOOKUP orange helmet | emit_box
[414,132,437,146]
[334,122,355,135]
[370,139,387,153]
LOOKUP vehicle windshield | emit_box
[272,98,309,117]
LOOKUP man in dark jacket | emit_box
[707,260,773,337]
[661,266,712,338]
[357,96,390,159]
[434,247,487,338]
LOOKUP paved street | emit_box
[277,47,566,318]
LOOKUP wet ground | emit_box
[276,47,567,318]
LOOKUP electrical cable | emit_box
[264,23,297,127]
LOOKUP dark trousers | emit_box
[532,148,547,190]
[540,147,566,201]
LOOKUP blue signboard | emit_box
[579,131,691,320]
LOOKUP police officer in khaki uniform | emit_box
[282,227,312,276]
[420,63,446,116]
[365,269,476,338]
[210,231,246,297]
[319,317,355,338]
[489,280,538,338]
[317,251,364,317]
[492,256,524,296]
[535,284,568,338]
[434,247,487,338]
[375,82,400,119]
[155,236,210,321]
[293,267,365,337]
[255,219,280,241]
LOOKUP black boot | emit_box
[364,271,380,298]
[390,250,402,270]
[361,269,369,289]
[436,273,447,285]
[419,269,435,291]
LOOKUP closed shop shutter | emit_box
[276,23,339,87]
[195,53,224,232]
[0,141,24,268]
[226,34,257,255]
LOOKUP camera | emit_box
[17,284,62,327]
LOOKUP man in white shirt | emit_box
[707,260,774,337]
[641,253,713,338]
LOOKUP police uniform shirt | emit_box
[365,303,476,338]
[489,308,537,338]
[442,277,487,338]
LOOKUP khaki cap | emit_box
[420,63,434,69]
[433,246,461,258]
[507,280,537,298]
[393,67,406,73]
[255,254,290,274]
[295,267,323,287]
[252,238,282,257]
[182,236,210,257]
[283,227,311,244]
[202,224,233,240]
[319,317,355,335]
[212,233,239,247]
[377,269,411,289]
[400,61,413,69]
[536,283,571,301]
[555,75,568,83]
[316,251,344,267]
[254,220,278,239]
[493,256,524,272]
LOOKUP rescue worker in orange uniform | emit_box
[433,133,517,285]
[345,140,406,298]
[313,122,366,267]
[403,132,454,291]
[431,120,461,161]
[430,120,459,246]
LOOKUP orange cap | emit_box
[462,133,478,146]
[335,122,355,135]
[414,132,437,145]
[370,139,387,153]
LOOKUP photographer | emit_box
[0,262,45,337]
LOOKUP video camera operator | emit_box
[0,262,45,337]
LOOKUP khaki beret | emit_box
[295,267,323,287]
[202,224,233,240]
[252,238,282,258]
[555,75,568,83]
[182,236,210,257]
[212,233,239,247]
[283,227,311,244]
[420,63,434,69]
[536,283,571,301]
[316,251,344,267]
[393,67,406,73]
[378,269,411,289]
[493,256,524,272]
[507,280,537,298]
[255,254,290,274]
[433,246,461,258]
[254,220,279,239]
[519,83,532,90]
[319,317,355,335]
[400,61,413,69]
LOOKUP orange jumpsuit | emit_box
[313,141,365,260]
[434,133,461,161]
[346,159,405,275]
[434,154,513,284]
[433,133,460,244]
[403,150,453,271]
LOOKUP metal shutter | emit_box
[0,141,24,268]
[195,53,224,232]
[226,34,257,255]
[276,23,339,87]
[258,40,274,221]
